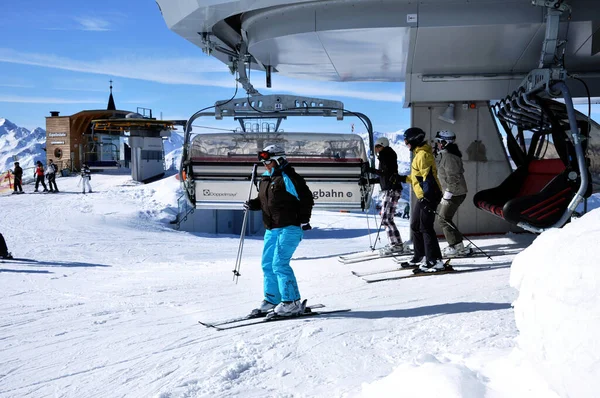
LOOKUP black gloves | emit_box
[419,198,435,213]
[301,223,312,231]
[244,200,260,211]
[390,174,406,184]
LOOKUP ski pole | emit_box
[360,164,383,251]
[369,211,385,251]
[232,163,259,283]
[431,207,492,260]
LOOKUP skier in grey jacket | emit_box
[434,130,470,257]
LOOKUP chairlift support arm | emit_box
[489,0,589,233]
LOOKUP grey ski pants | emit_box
[437,194,466,246]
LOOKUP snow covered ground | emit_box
[0,173,598,397]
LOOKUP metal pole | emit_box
[433,208,492,260]
[232,163,259,283]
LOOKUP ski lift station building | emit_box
[45,87,176,183]
[158,0,600,236]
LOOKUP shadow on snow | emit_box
[0,268,53,274]
[327,301,513,320]
[2,259,111,268]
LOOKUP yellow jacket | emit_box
[405,143,442,200]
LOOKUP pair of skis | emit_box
[340,244,507,266]
[338,249,414,265]
[353,259,497,283]
[198,301,351,331]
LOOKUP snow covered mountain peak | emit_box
[0,118,46,172]
[0,118,20,136]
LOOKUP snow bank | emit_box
[361,354,486,398]
[510,208,600,398]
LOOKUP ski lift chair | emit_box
[186,132,369,210]
[474,99,592,230]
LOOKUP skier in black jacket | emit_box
[45,159,59,193]
[245,144,314,317]
[365,136,407,255]
[12,162,23,194]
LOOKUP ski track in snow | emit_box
[0,173,545,397]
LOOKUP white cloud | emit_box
[74,17,112,31]
[0,48,404,103]
[0,48,229,84]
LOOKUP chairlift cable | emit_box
[191,125,237,132]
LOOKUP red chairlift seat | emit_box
[473,158,579,228]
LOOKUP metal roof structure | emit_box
[156,0,600,104]
[157,0,600,234]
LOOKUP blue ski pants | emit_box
[262,225,303,303]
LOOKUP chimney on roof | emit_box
[50,111,60,117]
[107,79,116,111]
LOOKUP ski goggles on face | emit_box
[258,151,274,164]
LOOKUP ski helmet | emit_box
[403,127,426,149]
[258,144,286,165]
[435,130,456,145]
[374,136,390,148]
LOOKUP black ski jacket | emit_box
[248,162,314,230]
[13,165,23,179]
[370,146,403,191]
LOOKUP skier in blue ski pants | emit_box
[261,225,303,303]
[245,144,314,316]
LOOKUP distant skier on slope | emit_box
[402,127,445,273]
[81,163,92,194]
[12,162,23,194]
[434,130,471,257]
[45,159,59,193]
[363,136,408,255]
[244,144,314,317]
[33,161,48,193]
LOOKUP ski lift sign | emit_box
[274,103,284,111]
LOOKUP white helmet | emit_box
[374,136,390,147]
[435,130,456,144]
[259,144,286,165]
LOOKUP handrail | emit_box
[170,192,195,230]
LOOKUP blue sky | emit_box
[1,0,597,135]
[0,0,408,135]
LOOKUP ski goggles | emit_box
[258,151,274,164]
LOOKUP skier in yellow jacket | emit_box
[401,127,446,273]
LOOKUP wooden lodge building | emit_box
[45,83,175,182]
[45,85,131,172]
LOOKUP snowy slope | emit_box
[0,173,598,397]
[0,118,46,175]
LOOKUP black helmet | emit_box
[403,127,426,149]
